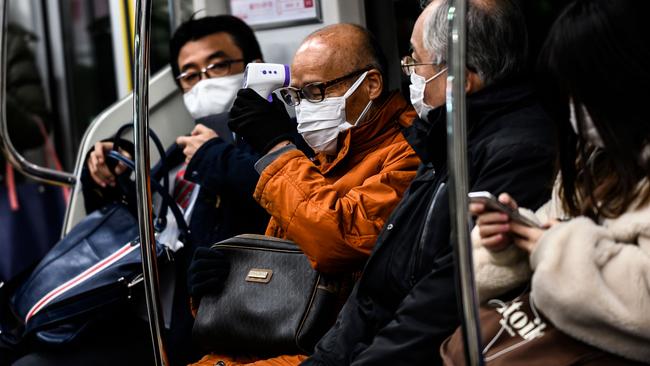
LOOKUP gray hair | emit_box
[423,0,528,85]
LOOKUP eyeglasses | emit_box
[176,59,244,88]
[278,66,373,106]
[401,55,443,76]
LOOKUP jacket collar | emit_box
[404,78,535,168]
[316,91,415,174]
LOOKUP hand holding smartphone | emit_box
[468,191,542,228]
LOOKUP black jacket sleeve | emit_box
[185,137,261,198]
[183,137,270,249]
[470,141,555,210]
[351,255,457,365]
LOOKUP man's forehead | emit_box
[178,32,241,65]
[291,36,354,85]
[291,41,339,85]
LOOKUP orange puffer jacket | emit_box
[254,92,420,273]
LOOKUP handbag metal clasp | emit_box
[246,268,273,284]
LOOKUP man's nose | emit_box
[199,71,210,81]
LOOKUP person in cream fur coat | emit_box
[470,0,650,363]
[472,183,650,362]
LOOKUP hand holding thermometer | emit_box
[242,63,291,101]
[468,191,543,228]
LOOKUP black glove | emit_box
[228,88,295,154]
[187,247,230,300]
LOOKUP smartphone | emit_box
[468,191,542,228]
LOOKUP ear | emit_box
[465,71,484,94]
[365,69,384,100]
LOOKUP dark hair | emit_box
[424,0,528,85]
[538,0,650,219]
[169,15,263,81]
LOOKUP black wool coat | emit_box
[304,79,557,366]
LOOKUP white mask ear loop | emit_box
[352,100,373,127]
[425,67,448,83]
[340,71,372,128]
[342,71,369,98]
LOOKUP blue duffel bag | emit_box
[5,126,188,345]
[12,203,144,344]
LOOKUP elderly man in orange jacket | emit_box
[188,23,420,366]
[248,26,420,272]
[237,23,419,273]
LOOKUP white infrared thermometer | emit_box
[243,63,291,101]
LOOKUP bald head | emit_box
[303,24,385,76]
[291,23,387,88]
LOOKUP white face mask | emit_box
[183,73,244,120]
[409,67,448,121]
[296,71,373,155]
[569,99,604,148]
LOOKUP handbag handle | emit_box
[109,124,173,233]
[106,150,190,239]
[110,123,169,189]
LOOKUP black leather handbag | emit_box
[192,234,348,356]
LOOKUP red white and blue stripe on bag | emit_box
[24,241,140,323]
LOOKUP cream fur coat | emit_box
[472,184,650,362]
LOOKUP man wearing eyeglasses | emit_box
[226,23,420,275]
[302,1,556,365]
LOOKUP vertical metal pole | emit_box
[0,0,76,187]
[167,0,182,33]
[133,0,169,365]
[446,2,483,365]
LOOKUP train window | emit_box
[59,0,120,158]
[7,0,188,169]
